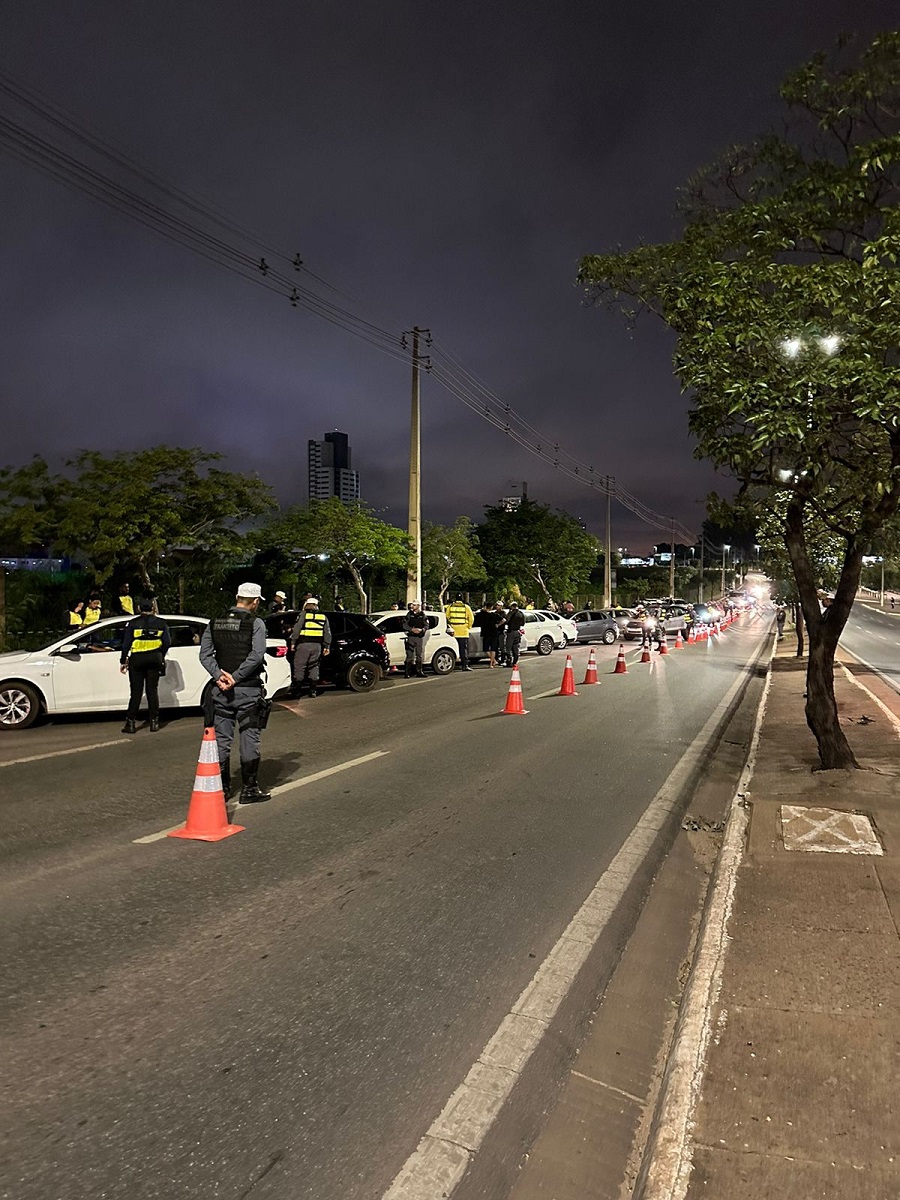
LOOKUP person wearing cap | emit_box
[444,593,475,671]
[289,597,332,698]
[119,598,171,733]
[402,600,430,677]
[199,582,271,803]
[268,590,287,615]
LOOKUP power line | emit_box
[0,69,695,541]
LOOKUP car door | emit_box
[374,614,408,664]
[50,621,129,712]
[157,619,208,707]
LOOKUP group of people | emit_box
[67,583,139,628]
[398,595,529,676]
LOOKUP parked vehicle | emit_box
[466,608,560,660]
[0,614,292,731]
[571,610,625,644]
[624,604,693,641]
[535,610,579,646]
[368,610,458,675]
[264,610,389,692]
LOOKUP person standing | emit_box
[493,602,508,665]
[776,605,786,639]
[268,590,287,614]
[119,598,170,733]
[117,584,134,616]
[402,601,430,676]
[444,593,475,671]
[199,582,271,804]
[290,596,332,698]
[504,602,526,666]
[66,601,85,630]
[82,595,102,626]
[478,601,500,668]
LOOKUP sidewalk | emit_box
[673,638,900,1198]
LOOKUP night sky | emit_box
[2,2,892,551]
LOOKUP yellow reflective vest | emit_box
[444,602,474,637]
[295,610,327,639]
[82,606,101,625]
[68,611,83,627]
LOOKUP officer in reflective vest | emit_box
[119,598,171,733]
[444,594,475,670]
[290,597,332,698]
[199,582,271,803]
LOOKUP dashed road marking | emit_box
[0,738,130,768]
[133,750,389,843]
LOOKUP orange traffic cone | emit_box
[582,648,599,685]
[501,664,528,714]
[168,728,245,842]
[687,625,696,644]
[674,629,684,649]
[659,634,669,655]
[614,644,628,673]
[557,654,578,696]
[640,642,652,664]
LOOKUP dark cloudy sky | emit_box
[1,2,893,551]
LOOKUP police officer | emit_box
[290,596,331,698]
[504,602,525,666]
[403,601,430,676]
[119,598,171,733]
[199,582,271,804]
[444,593,475,670]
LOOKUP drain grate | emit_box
[780,805,883,855]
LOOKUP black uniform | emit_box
[120,613,171,726]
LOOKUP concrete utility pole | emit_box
[406,327,422,605]
[669,518,676,598]
[699,538,705,603]
[603,482,612,608]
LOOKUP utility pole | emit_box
[668,518,676,598]
[698,537,704,603]
[406,327,423,605]
[603,481,612,608]
[721,544,730,597]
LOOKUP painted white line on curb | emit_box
[0,738,130,768]
[133,751,389,843]
[638,639,774,1200]
[380,636,768,1200]
[839,657,900,738]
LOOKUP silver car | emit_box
[571,610,623,645]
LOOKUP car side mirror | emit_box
[53,645,82,657]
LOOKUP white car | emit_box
[466,608,561,660]
[535,610,578,647]
[0,614,292,730]
[368,610,459,675]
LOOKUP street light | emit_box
[721,544,730,596]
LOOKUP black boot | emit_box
[416,667,426,677]
[220,760,232,800]
[122,718,136,734]
[404,664,411,678]
[149,716,160,732]
[239,759,271,804]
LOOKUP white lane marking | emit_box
[526,687,564,700]
[838,646,900,699]
[839,659,900,737]
[638,638,774,1200]
[133,751,389,844]
[0,738,130,768]
[381,681,430,692]
[381,633,769,1200]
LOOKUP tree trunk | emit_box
[784,498,858,770]
[348,564,367,613]
[793,600,804,657]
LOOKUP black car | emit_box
[263,610,389,692]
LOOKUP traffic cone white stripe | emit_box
[198,739,219,763]
[192,774,223,792]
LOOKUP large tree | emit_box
[421,516,486,604]
[477,499,598,605]
[263,498,409,612]
[579,33,900,769]
[0,447,274,592]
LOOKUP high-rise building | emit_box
[308,430,360,504]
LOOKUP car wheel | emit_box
[602,628,617,645]
[0,682,42,730]
[537,634,554,656]
[346,660,379,692]
[430,648,456,675]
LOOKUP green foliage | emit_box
[421,516,486,604]
[262,497,409,611]
[0,447,274,590]
[476,499,599,604]
[578,33,900,766]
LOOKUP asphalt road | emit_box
[840,600,900,689]
[1,620,769,1200]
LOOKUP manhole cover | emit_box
[780,805,883,854]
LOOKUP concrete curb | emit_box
[633,634,776,1200]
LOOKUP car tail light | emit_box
[275,645,288,657]
[375,634,386,646]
